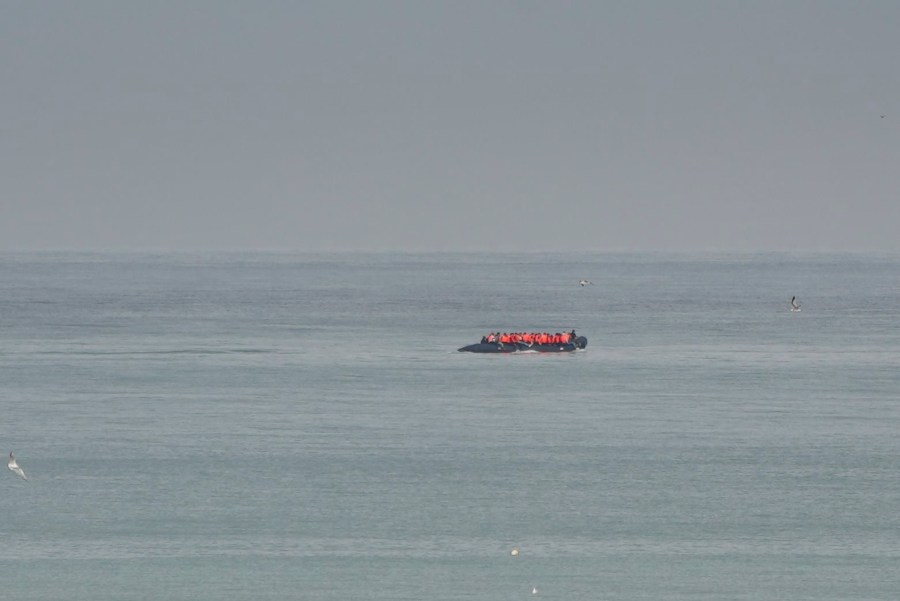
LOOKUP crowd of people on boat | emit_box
[481,330,577,345]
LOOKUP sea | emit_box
[1,251,898,600]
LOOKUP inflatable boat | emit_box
[458,336,587,353]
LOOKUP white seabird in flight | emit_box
[790,296,802,312]
[579,279,593,286]
[8,452,27,480]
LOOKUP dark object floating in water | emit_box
[459,336,587,353]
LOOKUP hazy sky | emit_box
[2,1,899,251]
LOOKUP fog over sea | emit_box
[2,251,899,600]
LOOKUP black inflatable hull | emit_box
[459,337,587,353]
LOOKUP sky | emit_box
[2,1,899,252]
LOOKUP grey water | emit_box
[1,251,898,600]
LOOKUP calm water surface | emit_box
[1,252,898,600]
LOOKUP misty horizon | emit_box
[3,2,899,252]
